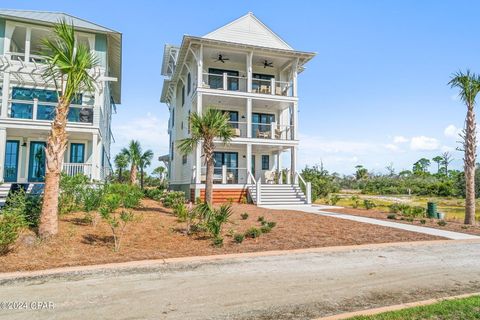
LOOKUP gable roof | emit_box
[203,12,293,51]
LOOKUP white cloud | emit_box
[385,144,402,152]
[410,136,440,151]
[393,136,409,143]
[444,124,461,138]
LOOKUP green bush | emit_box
[266,221,277,228]
[411,206,426,218]
[143,188,164,201]
[173,202,188,222]
[260,225,272,233]
[198,203,233,246]
[329,194,341,205]
[161,191,185,208]
[245,227,262,238]
[240,212,249,220]
[82,186,104,213]
[0,207,27,255]
[59,173,89,214]
[420,219,426,224]
[105,184,143,209]
[389,203,401,213]
[438,220,447,226]
[5,189,41,228]
[387,214,396,220]
[301,165,340,201]
[351,195,360,208]
[257,216,265,223]
[233,233,244,243]
[363,199,376,210]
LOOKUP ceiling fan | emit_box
[262,60,274,68]
[214,54,229,63]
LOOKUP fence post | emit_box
[306,182,312,204]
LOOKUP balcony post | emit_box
[271,121,276,140]
[197,44,203,89]
[247,51,253,93]
[222,165,227,184]
[246,143,252,184]
[25,27,31,63]
[195,142,202,183]
[246,98,252,138]
[32,99,38,120]
[306,182,312,204]
[256,177,262,205]
[223,72,228,90]
[1,72,10,118]
[292,102,298,140]
[277,151,283,184]
[270,78,275,95]
[0,127,6,180]
[291,146,298,184]
[91,133,100,180]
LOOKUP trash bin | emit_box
[427,202,438,219]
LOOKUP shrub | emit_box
[0,207,27,255]
[351,195,360,208]
[5,189,41,228]
[411,206,426,218]
[162,191,185,208]
[240,212,249,220]
[245,227,262,238]
[195,197,202,205]
[82,186,104,212]
[438,220,447,226]
[387,214,396,220]
[329,194,341,205]
[257,216,265,223]
[99,184,141,252]
[233,233,244,243]
[301,165,340,201]
[420,219,426,224]
[212,237,223,247]
[240,196,247,204]
[173,202,188,222]
[59,173,89,214]
[363,199,376,210]
[202,204,233,246]
[266,221,276,228]
[389,203,401,213]
[260,225,272,233]
[143,188,164,201]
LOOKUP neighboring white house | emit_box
[0,9,121,184]
[160,12,314,205]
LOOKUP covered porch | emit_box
[0,127,103,183]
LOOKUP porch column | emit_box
[1,72,10,118]
[195,142,202,183]
[246,143,252,184]
[277,151,283,184]
[246,98,252,138]
[291,146,298,184]
[197,44,203,89]
[197,92,203,115]
[0,127,6,180]
[292,102,298,140]
[91,133,100,180]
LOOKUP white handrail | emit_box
[248,171,256,185]
[295,172,311,204]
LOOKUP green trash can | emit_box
[427,202,438,219]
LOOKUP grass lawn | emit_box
[0,199,442,272]
[318,192,479,221]
[348,295,480,319]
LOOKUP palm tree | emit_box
[114,153,129,182]
[38,20,97,238]
[178,109,233,204]
[449,70,480,225]
[138,149,154,189]
[121,140,142,185]
[432,156,443,174]
[153,166,166,181]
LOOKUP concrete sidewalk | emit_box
[261,204,480,240]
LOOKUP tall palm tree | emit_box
[138,149,154,189]
[121,140,142,185]
[114,153,129,182]
[178,109,233,204]
[449,70,480,225]
[153,166,166,181]
[39,20,97,238]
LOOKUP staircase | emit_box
[248,184,308,205]
[0,183,12,208]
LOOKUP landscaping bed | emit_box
[326,207,480,236]
[0,199,443,272]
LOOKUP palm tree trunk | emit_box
[464,104,476,225]
[204,139,214,205]
[130,164,137,185]
[39,98,69,238]
[140,167,144,189]
[118,168,123,182]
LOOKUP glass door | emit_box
[4,140,19,182]
[28,141,46,182]
[213,152,238,183]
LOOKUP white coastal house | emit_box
[0,10,121,187]
[160,12,314,205]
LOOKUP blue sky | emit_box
[6,0,480,174]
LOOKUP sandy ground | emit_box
[0,240,479,320]
[0,199,441,272]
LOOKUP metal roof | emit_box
[0,9,118,33]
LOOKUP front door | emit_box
[28,141,46,182]
[213,152,238,183]
[4,140,19,182]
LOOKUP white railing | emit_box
[252,78,293,97]
[200,166,247,184]
[62,163,92,179]
[252,122,294,140]
[202,73,247,92]
[295,172,312,204]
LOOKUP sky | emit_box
[5,0,480,175]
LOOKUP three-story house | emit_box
[160,12,314,205]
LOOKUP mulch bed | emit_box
[0,199,444,272]
[326,207,480,236]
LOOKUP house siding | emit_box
[0,18,5,55]
[95,33,107,68]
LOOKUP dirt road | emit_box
[1,240,479,320]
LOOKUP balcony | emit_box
[62,163,93,178]
[200,166,248,184]
[228,121,294,140]
[10,102,93,124]
[201,73,293,97]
